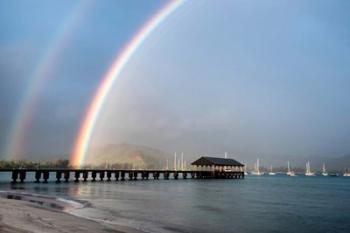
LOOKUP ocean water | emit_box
[0,174,349,233]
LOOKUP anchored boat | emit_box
[322,163,328,176]
[251,158,264,176]
[286,161,296,176]
[344,169,350,177]
[268,165,276,175]
[305,161,315,176]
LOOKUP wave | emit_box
[0,190,88,211]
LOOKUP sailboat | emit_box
[286,161,296,176]
[244,163,248,176]
[251,158,264,176]
[268,165,276,175]
[343,169,350,177]
[305,161,315,176]
[322,163,328,176]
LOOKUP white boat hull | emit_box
[287,171,296,176]
[251,172,264,176]
[305,172,315,176]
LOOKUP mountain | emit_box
[84,143,171,169]
[84,143,350,172]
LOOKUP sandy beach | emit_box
[0,192,143,233]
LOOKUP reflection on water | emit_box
[0,174,350,233]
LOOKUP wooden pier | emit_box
[0,169,244,183]
[0,156,245,183]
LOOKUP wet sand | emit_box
[0,193,144,233]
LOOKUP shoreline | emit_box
[0,191,145,233]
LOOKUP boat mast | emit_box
[322,163,326,173]
[181,152,184,171]
[287,161,290,173]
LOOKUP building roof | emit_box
[191,156,244,166]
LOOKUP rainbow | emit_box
[5,1,94,160]
[71,0,185,167]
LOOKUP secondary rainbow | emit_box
[71,0,185,167]
[5,1,94,160]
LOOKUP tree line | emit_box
[0,159,70,169]
[0,160,151,169]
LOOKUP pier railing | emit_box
[0,169,244,183]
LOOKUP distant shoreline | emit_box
[0,191,144,233]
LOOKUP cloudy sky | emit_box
[1,0,350,163]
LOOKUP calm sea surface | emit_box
[0,174,349,233]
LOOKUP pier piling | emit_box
[152,172,157,180]
[121,171,125,181]
[164,171,169,180]
[174,172,178,180]
[19,171,26,183]
[83,171,88,182]
[74,171,80,182]
[56,171,62,183]
[43,171,49,183]
[91,171,96,182]
[191,172,195,179]
[64,171,70,182]
[35,171,41,183]
[99,171,105,181]
[114,171,119,181]
[107,171,112,181]
[11,171,18,183]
